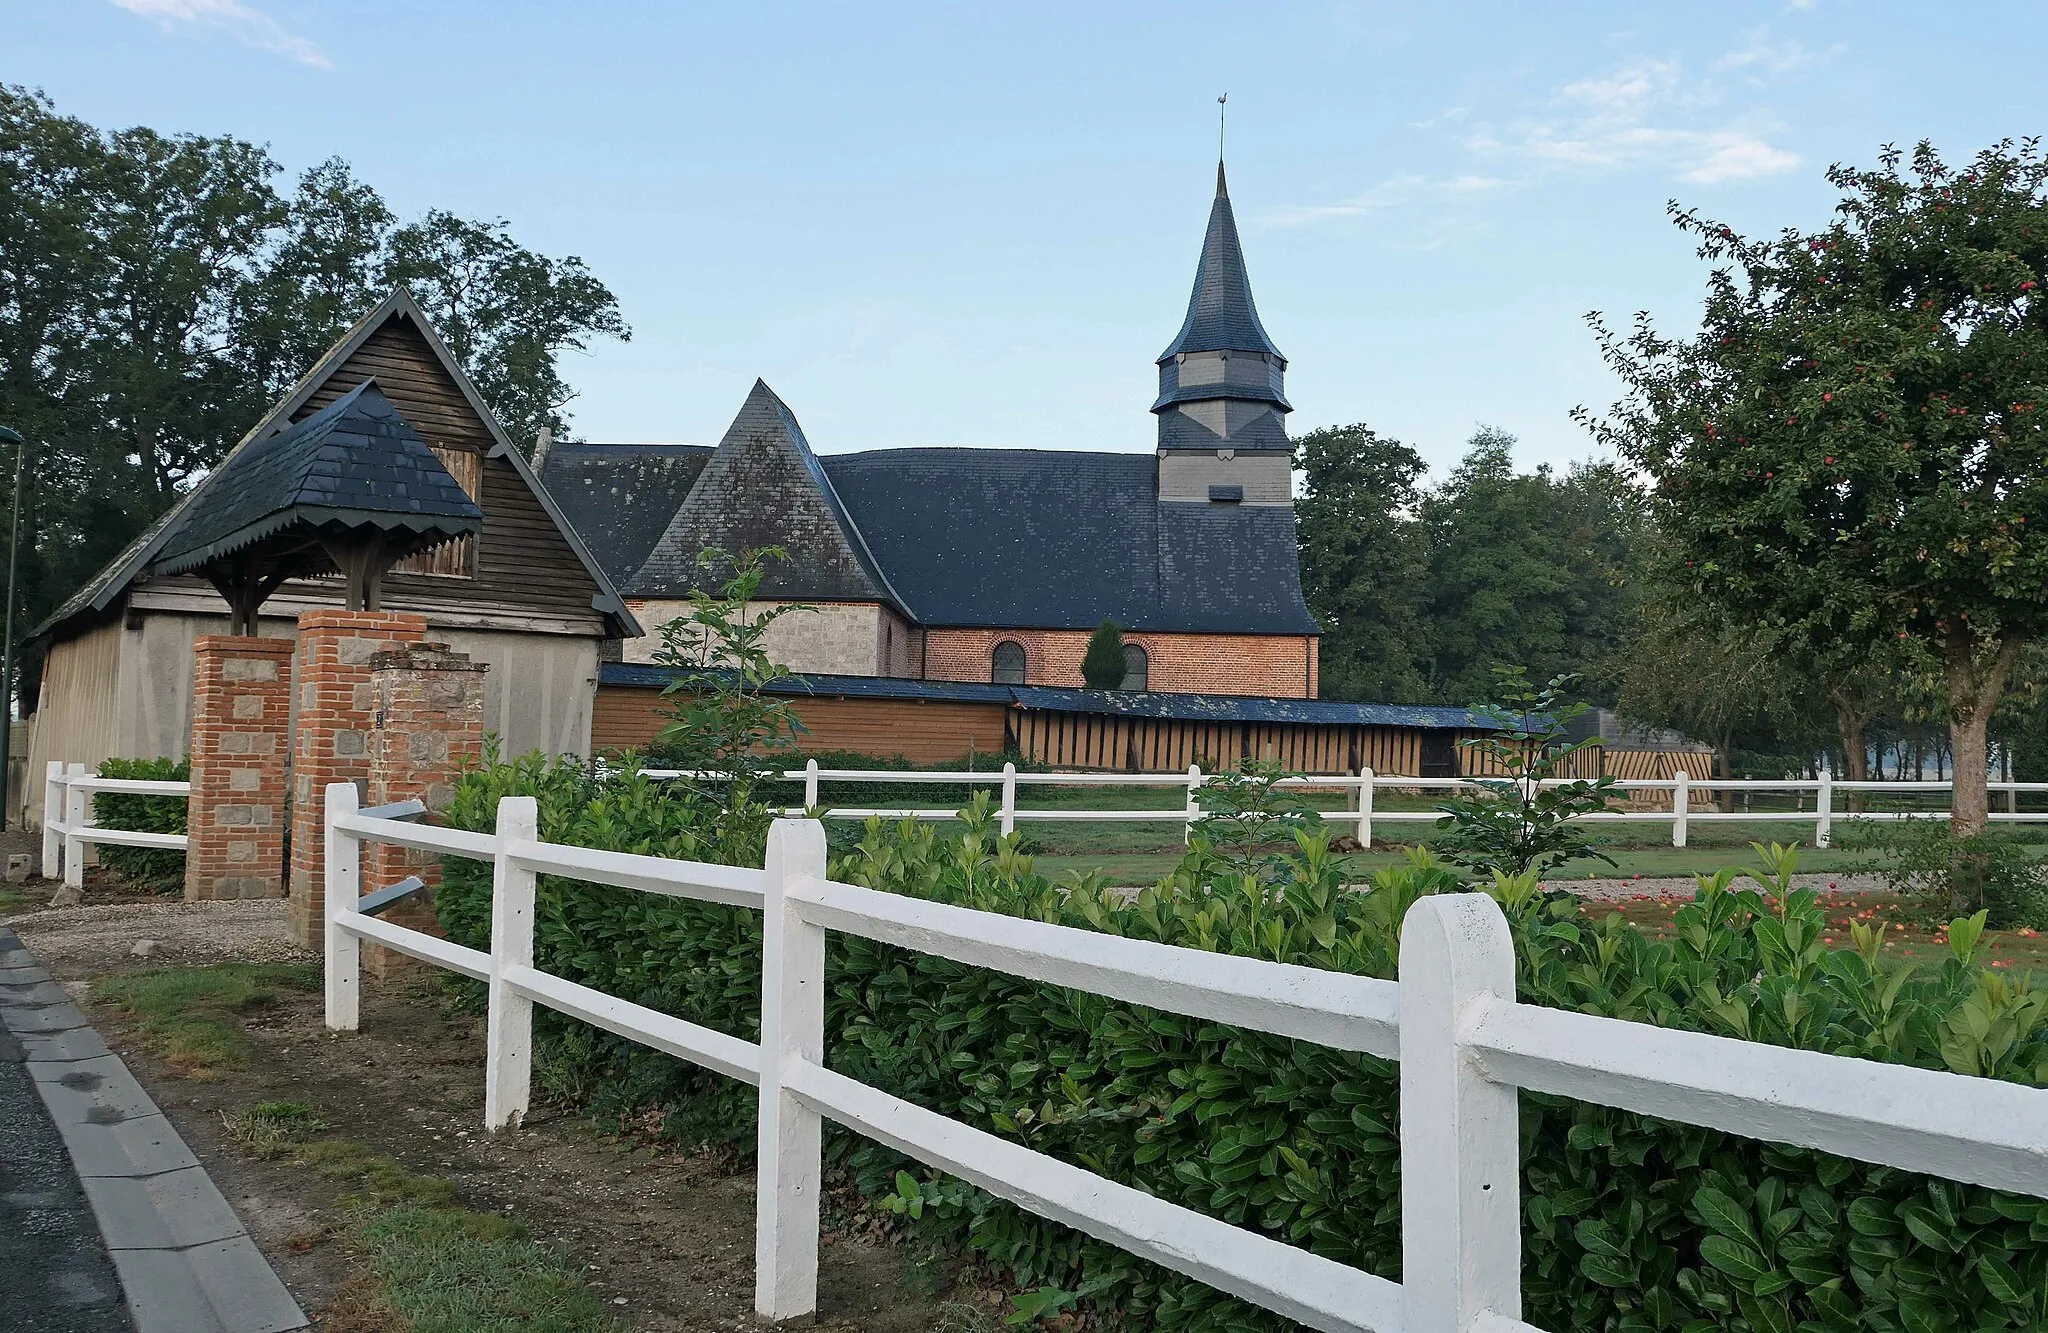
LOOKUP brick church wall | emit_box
[922,628,1318,698]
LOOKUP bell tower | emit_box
[1153,162,1292,505]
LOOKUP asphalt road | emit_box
[0,1012,130,1331]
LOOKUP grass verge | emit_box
[220,1100,624,1333]
[91,963,318,1076]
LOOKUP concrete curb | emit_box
[0,927,308,1333]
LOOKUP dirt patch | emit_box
[1547,871,1889,902]
[10,897,965,1330]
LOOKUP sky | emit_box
[6,1,2045,478]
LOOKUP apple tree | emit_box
[1582,139,2048,836]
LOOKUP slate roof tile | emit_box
[1156,163,1283,363]
[149,381,482,577]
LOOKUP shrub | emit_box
[1434,668,1618,878]
[1081,618,1127,690]
[1845,817,2048,929]
[92,756,190,892]
[436,757,2048,1333]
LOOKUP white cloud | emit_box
[1265,173,1502,228]
[108,0,330,68]
[1273,48,1805,229]
[1477,56,1800,183]
[1681,136,1802,183]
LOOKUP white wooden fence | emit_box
[40,760,191,887]
[644,761,2048,849]
[322,782,2048,1333]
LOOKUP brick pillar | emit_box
[184,636,294,901]
[363,642,487,960]
[287,611,429,946]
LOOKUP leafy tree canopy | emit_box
[1582,138,2048,833]
[0,84,629,674]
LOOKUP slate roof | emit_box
[822,449,1321,634]
[1156,163,1284,364]
[536,443,711,589]
[600,662,1481,729]
[150,382,483,577]
[628,381,905,607]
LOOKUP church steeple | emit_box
[1153,161,1291,457]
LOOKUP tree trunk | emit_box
[1945,632,2025,839]
[1718,735,1736,812]
[1834,701,1869,815]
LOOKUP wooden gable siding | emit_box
[288,316,602,624]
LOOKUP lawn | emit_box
[809,775,1928,885]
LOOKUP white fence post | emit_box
[1816,770,1833,849]
[323,782,361,1031]
[41,760,62,880]
[756,817,829,1322]
[1000,761,1016,838]
[1357,767,1374,848]
[1400,893,1522,1333]
[63,762,87,890]
[485,795,539,1131]
[1671,769,1688,849]
[803,758,819,810]
[1183,763,1202,846]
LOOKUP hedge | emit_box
[435,755,2048,1332]
[93,756,190,892]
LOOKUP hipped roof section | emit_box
[37,287,642,639]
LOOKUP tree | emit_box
[1583,139,2048,837]
[1082,618,1127,690]
[1293,423,1432,702]
[1615,594,1795,802]
[1419,427,1642,704]
[383,211,630,448]
[0,84,630,708]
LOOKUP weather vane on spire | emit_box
[1217,93,1227,161]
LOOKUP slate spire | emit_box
[1157,162,1283,363]
[1152,161,1291,454]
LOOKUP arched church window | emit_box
[991,641,1026,685]
[1122,643,1149,692]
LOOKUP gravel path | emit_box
[6,898,309,978]
[1546,872,1890,902]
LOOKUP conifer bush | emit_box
[437,757,2048,1333]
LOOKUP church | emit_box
[539,163,1324,699]
[32,161,1498,804]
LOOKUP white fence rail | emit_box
[642,760,2048,849]
[323,783,2048,1333]
[41,760,191,887]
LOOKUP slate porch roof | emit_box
[542,438,1322,637]
[600,662,1480,729]
[150,382,482,576]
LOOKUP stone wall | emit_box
[623,599,911,677]
[363,642,486,965]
